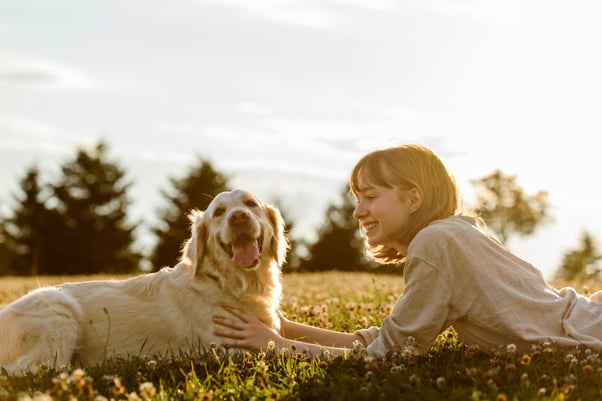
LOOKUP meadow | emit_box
[1,272,602,400]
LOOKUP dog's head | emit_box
[182,189,288,279]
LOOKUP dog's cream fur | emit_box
[0,189,287,374]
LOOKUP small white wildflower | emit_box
[436,377,446,389]
[564,374,577,385]
[390,364,406,373]
[506,344,517,353]
[31,393,52,401]
[401,346,415,359]
[139,382,156,400]
[408,374,421,386]
[352,340,365,354]
[127,392,142,401]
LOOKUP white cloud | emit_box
[408,0,524,25]
[0,114,94,154]
[236,102,275,117]
[0,53,96,91]
[195,0,334,28]
[330,0,396,11]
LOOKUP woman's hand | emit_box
[213,306,284,352]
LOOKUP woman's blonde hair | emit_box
[349,143,464,264]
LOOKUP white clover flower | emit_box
[390,364,406,374]
[31,393,52,401]
[139,382,157,400]
[506,344,517,353]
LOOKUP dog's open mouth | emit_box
[220,233,264,269]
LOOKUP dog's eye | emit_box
[244,200,259,207]
[213,207,225,217]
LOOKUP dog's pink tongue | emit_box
[232,241,259,268]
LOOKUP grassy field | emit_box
[1,272,602,400]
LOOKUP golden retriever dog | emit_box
[0,189,287,374]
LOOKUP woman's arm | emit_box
[279,313,363,348]
[213,306,365,356]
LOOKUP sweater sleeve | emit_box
[364,257,454,358]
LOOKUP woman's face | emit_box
[352,175,416,250]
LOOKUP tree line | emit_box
[0,141,600,280]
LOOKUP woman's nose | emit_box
[352,203,365,220]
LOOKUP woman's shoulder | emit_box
[404,216,485,273]
[409,215,481,254]
[420,215,479,238]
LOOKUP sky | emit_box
[1,0,602,278]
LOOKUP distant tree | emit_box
[471,169,552,244]
[0,166,50,275]
[298,184,379,272]
[0,241,12,275]
[43,142,141,274]
[150,158,230,271]
[555,231,602,282]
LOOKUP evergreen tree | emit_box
[298,184,378,272]
[0,166,49,275]
[150,158,230,271]
[44,142,141,274]
[0,241,12,275]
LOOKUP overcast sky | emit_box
[1,0,602,278]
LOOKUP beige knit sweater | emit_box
[356,215,602,357]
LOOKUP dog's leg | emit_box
[0,288,83,374]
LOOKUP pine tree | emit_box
[44,142,141,274]
[0,166,49,275]
[298,184,378,272]
[150,158,230,271]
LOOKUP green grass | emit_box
[1,272,602,400]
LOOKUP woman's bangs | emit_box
[351,157,389,194]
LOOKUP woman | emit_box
[214,143,602,357]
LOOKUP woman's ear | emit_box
[408,187,423,214]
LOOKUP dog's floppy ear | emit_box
[265,204,288,267]
[181,209,207,276]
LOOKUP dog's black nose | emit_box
[229,210,250,226]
